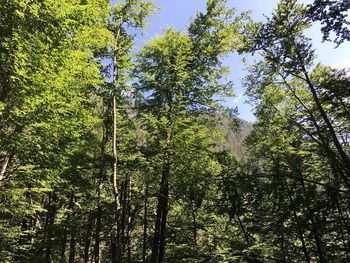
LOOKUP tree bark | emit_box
[126,175,132,263]
[190,201,197,246]
[84,212,94,263]
[311,216,326,263]
[236,214,251,246]
[0,153,12,182]
[45,192,57,263]
[68,231,76,263]
[111,232,118,263]
[112,93,123,263]
[151,89,173,263]
[142,183,149,263]
[111,23,123,263]
[95,110,107,263]
[151,154,170,263]
[60,192,75,262]
[120,175,128,259]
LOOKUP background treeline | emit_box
[0,0,349,262]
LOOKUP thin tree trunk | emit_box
[112,93,123,263]
[68,231,76,263]
[111,232,118,263]
[95,111,107,263]
[111,23,123,263]
[84,212,94,263]
[158,187,169,263]
[0,153,12,182]
[273,157,311,262]
[120,175,128,258]
[236,215,251,246]
[151,182,163,262]
[286,158,314,263]
[45,192,57,263]
[95,180,103,263]
[151,93,173,263]
[112,96,120,219]
[60,233,68,262]
[126,175,132,263]
[151,155,170,263]
[142,183,149,263]
[306,75,350,174]
[310,216,326,263]
[60,192,75,262]
[190,201,197,246]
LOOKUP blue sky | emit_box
[134,0,350,122]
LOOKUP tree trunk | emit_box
[190,201,197,246]
[111,232,118,263]
[120,175,128,259]
[45,192,57,263]
[151,93,173,263]
[142,183,149,263]
[151,155,170,263]
[236,215,251,246]
[60,192,75,262]
[311,216,326,263]
[111,93,123,263]
[111,23,123,263]
[95,110,107,263]
[60,233,67,262]
[0,153,12,182]
[68,231,76,263]
[84,212,94,263]
[126,175,132,263]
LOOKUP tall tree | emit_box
[135,1,243,261]
[240,0,350,189]
[103,1,156,262]
[235,0,350,261]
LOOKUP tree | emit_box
[0,0,111,261]
[134,1,242,261]
[235,0,350,261]
[100,1,156,262]
[307,0,350,46]
[241,0,350,189]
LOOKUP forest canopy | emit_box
[0,0,349,262]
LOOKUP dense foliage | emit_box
[0,0,349,262]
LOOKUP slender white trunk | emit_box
[0,153,11,182]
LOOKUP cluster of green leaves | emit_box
[308,0,350,46]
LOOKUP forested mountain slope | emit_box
[218,119,253,160]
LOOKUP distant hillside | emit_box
[217,119,253,160]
